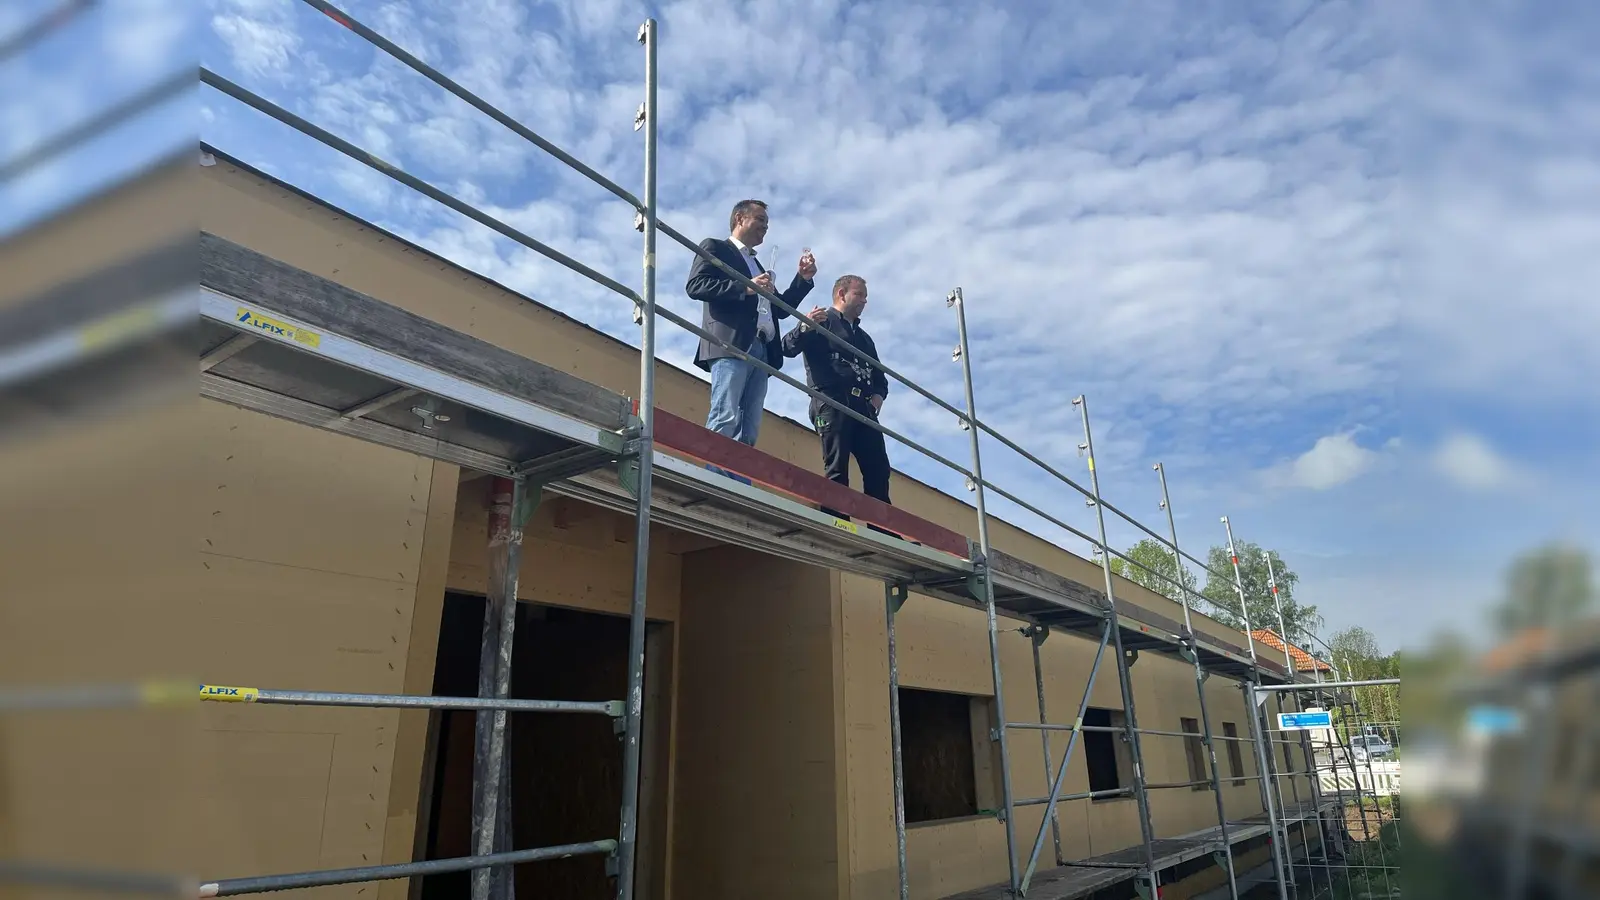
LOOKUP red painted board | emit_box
[651,408,971,559]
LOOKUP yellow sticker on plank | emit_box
[830,518,859,535]
[236,307,321,348]
[79,305,162,351]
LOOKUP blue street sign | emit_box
[1465,705,1523,736]
[1278,710,1333,731]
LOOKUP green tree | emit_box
[1109,538,1197,603]
[1327,625,1400,740]
[1199,541,1322,641]
[1491,543,1594,633]
[1328,625,1383,664]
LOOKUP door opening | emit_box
[419,593,672,900]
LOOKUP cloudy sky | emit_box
[4,0,1595,653]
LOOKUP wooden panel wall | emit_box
[671,548,841,900]
[836,571,1269,899]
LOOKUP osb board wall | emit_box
[191,159,1267,672]
[834,572,1269,899]
[445,485,682,623]
[0,398,203,881]
[377,460,459,900]
[189,402,449,892]
[0,399,452,892]
[673,546,840,900]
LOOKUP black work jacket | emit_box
[780,307,888,420]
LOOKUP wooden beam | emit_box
[651,408,970,559]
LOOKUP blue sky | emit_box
[4,0,1595,654]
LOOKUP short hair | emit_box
[729,199,768,231]
[832,274,866,297]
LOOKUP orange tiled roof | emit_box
[1481,627,1551,674]
[1251,629,1334,673]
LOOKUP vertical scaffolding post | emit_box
[1245,682,1292,900]
[948,287,1021,895]
[1074,395,1158,898]
[1222,517,1287,882]
[1154,464,1240,900]
[1261,553,1313,896]
[1026,623,1065,868]
[613,19,658,900]
[1266,555,1336,899]
[472,476,527,900]
[1305,642,1357,900]
[886,582,910,900]
[1220,517,1260,666]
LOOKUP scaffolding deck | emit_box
[944,800,1336,900]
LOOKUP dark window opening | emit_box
[1223,722,1246,785]
[1083,707,1128,796]
[900,687,989,824]
[1182,717,1209,790]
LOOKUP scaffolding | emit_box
[0,3,1401,899]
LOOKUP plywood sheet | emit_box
[671,546,838,900]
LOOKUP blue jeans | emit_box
[705,337,770,446]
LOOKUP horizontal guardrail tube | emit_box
[199,840,617,897]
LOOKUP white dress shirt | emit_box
[728,235,773,342]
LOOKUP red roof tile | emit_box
[1250,629,1334,673]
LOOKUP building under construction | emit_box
[0,7,1397,900]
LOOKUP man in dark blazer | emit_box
[686,198,816,446]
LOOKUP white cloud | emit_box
[1266,433,1381,491]
[207,0,303,79]
[210,13,299,77]
[1430,432,1524,492]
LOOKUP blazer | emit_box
[685,237,814,372]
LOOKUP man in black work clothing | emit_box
[782,274,891,517]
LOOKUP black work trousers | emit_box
[813,402,890,517]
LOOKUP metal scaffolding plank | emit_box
[195,277,631,481]
[944,801,1334,900]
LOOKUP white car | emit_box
[1349,733,1393,761]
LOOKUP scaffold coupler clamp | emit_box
[1177,628,1198,664]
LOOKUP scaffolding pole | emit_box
[1155,463,1241,900]
[1221,515,1292,900]
[1025,623,1066,868]
[887,582,911,900]
[1245,683,1292,900]
[614,20,659,900]
[949,287,1021,895]
[1257,559,1308,897]
[1074,395,1159,898]
[1265,555,1338,899]
[1304,645,1358,900]
[472,476,526,900]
